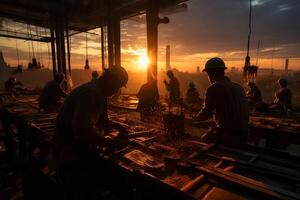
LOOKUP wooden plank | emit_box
[197,166,300,200]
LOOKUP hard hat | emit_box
[104,65,128,87]
[203,57,227,72]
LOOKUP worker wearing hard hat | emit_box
[38,73,67,112]
[91,70,99,84]
[53,65,133,199]
[194,57,249,146]
[272,78,292,111]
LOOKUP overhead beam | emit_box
[0,33,51,42]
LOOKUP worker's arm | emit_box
[105,120,128,136]
[101,100,129,137]
[58,84,68,98]
[72,94,110,146]
[164,80,170,91]
[194,87,215,121]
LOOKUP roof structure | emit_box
[0,0,187,32]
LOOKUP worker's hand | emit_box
[113,123,129,137]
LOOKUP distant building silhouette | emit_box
[285,58,289,74]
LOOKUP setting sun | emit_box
[137,54,149,70]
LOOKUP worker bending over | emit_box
[4,77,23,95]
[246,82,262,110]
[194,57,249,146]
[91,70,99,84]
[38,73,67,113]
[164,70,180,106]
[137,79,160,120]
[53,66,133,199]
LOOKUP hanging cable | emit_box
[28,25,35,58]
[243,0,253,81]
[26,24,31,62]
[246,0,252,58]
[84,32,90,69]
[14,23,20,67]
[45,28,51,68]
[255,40,260,66]
[36,26,41,67]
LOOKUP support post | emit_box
[146,5,158,83]
[107,17,115,67]
[55,17,67,75]
[55,24,62,73]
[66,26,71,75]
[114,19,121,66]
[50,28,57,78]
[146,1,169,83]
[101,26,106,70]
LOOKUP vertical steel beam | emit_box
[107,18,115,67]
[50,28,57,78]
[55,17,67,75]
[66,26,71,75]
[55,24,62,73]
[114,19,121,66]
[60,29,67,75]
[146,1,159,83]
[101,26,106,70]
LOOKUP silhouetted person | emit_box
[53,66,133,199]
[186,81,201,104]
[91,70,99,84]
[4,77,23,95]
[272,78,292,111]
[31,57,38,68]
[38,73,67,112]
[246,82,262,110]
[194,57,249,146]
[137,80,159,120]
[164,70,180,106]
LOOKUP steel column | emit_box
[50,28,57,77]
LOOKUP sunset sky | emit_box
[0,0,300,72]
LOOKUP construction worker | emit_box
[246,82,262,110]
[194,57,249,146]
[4,76,23,94]
[186,81,201,104]
[164,70,180,106]
[38,73,67,112]
[272,78,292,111]
[53,66,133,199]
[91,70,99,84]
[137,80,159,120]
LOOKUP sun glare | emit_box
[137,54,149,70]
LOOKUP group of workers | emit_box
[2,57,295,199]
[247,78,293,112]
